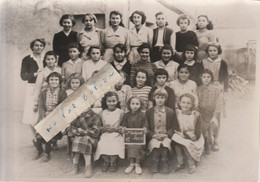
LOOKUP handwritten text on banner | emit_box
[34,64,122,142]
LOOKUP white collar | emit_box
[114,58,127,66]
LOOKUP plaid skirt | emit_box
[72,136,97,154]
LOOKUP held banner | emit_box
[34,64,122,142]
[123,128,146,145]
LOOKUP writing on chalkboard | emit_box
[124,128,146,145]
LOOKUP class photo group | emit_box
[20,10,228,178]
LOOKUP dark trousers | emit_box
[149,145,170,162]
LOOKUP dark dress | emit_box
[53,31,78,67]
[122,111,147,160]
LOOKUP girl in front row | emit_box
[34,72,67,162]
[146,88,179,174]
[94,92,125,172]
[122,96,147,175]
[68,109,101,178]
[172,93,204,174]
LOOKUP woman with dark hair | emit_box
[20,38,46,143]
[77,13,102,60]
[53,14,78,67]
[101,10,130,63]
[128,10,153,64]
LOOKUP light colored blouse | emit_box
[129,25,153,47]
[82,59,107,81]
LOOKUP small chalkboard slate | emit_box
[123,128,146,145]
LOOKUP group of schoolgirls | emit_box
[20,10,228,178]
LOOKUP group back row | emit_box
[20,10,228,177]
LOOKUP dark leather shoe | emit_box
[149,161,159,173]
[109,162,117,172]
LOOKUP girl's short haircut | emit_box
[67,73,85,89]
[129,10,146,24]
[30,39,46,50]
[153,88,168,100]
[177,64,190,73]
[87,45,101,56]
[195,15,213,30]
[59,14,76,26]
[133,68,150,87]
[178,93,196,110]
[137,43,151,53]
[176,14,190,26]
[46,72,63,85]
[126,96,143,111]
[155,11,168,26]
[44,51,58,62]
[82,13,98,23]
[113,43,127,53]
[101,91,121,110]
[154,68,169,81]
[200,69,214,82]
[160,44,174,56]
[205,42,222,55]
[183,44,198,60]
[67,42,80,51]
[109,10,125,27]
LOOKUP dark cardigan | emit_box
[38,89,67,121]
[152,27,173,47]
[146,106,179,140]
[20,55,41,83]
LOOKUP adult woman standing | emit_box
[53,14,78,67]
[20,38,46,141]
[128,10,153,65]
[101,10,130,63]
[77,13,102,61]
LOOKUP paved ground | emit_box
[0,83,258,182]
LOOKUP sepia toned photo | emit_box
[0,0,259,181]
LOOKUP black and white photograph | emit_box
[0,0,259,181]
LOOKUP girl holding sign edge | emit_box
[121,96,147,175]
